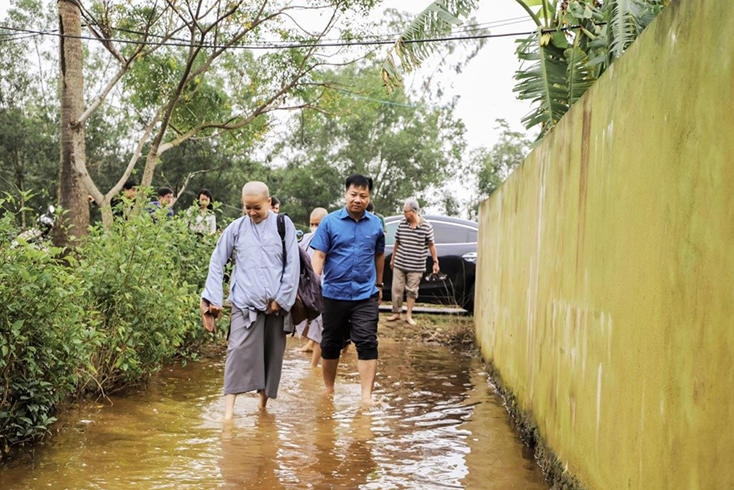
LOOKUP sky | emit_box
[375,0,535,150]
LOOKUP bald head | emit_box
[309,207,328,231]
[242,181,269,199]
[242,181,271,224]
[310,207,328,221]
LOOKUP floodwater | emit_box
[0,339,547,489]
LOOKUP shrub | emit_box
[0,204,92,450]
[75,210,217,394]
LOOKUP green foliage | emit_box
[0,198,221,451]
[385,0,668,138]
[0,197,92,450]
[272,58,467,225]
[76,211,217,392]
[382,0,480,91]
[471,119,531,215]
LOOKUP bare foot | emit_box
[299,340,315,352]
[386,314,400,322]
[406,317,417,326]
[360,395,385,408]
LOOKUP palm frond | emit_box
[513,31,569,136]
[381,0,479,92]
[565,45,595,105]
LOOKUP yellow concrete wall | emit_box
[474,1,734,488]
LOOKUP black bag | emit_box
[277,214,323,325]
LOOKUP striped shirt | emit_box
[394,218,434,272]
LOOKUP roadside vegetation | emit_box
[0,196,220,453]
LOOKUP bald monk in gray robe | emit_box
[201,181,299,419]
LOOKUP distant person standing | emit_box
[112,178,138,219]
[201,181,299,418]
[311,175,385,405]
[295,207,328,366]
[387,198,439,326]
[148,187,175,218]
[366,201,386,233]
[270,196,280,213]
[189,188,217,235]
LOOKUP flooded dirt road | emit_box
[1,338,547,489]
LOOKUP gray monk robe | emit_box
[202,211,299,398]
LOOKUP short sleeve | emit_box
[395,222,403,243]
[376,221,385,254]
[426,223,435,244]
[310,217,330,253]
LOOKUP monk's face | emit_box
[345,184,370,216]
[243,194,270,224]
[309,214,323,233]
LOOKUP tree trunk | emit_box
[57,0,90,245]
[141,144,160,188]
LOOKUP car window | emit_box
[430,221,477,244]
[385,221,399,246]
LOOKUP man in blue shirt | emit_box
[147,186,175,218]
[311,174,386,406]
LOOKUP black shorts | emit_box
[321,294,379,361]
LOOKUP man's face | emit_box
[198,194,210,208]
[123,188,136,199]
[403,205,417,223]
[270,203,280,213]
[244,194,270,224]
[160,193,174,206]
[345,185,370,215]
[309,215,323,233]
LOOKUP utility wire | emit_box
[104,15,532,45]
[0,23,593,50]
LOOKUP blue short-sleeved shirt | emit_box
[310,207,385,301]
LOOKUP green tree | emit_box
[4,0,383,239]
[273,58,467,226]
[473,119,531,206]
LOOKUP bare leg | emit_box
[322,358,339,394]
[299,339,315,352]
[259,391,268,409]
[358,359,381,406]
[224,394,236,420]
[310,343,322,368]
[405,298,417,326]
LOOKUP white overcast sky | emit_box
[376,0,535,149]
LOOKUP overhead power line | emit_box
[0,23,593,50]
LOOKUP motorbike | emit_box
[11,205,56,252]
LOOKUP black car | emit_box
[382,215,478,312]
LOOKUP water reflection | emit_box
[0,339,547,490]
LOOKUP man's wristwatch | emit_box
[375,282,384,288]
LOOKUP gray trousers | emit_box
[224,307,286,399]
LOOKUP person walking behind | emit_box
[148,186,175,218]
[387,198,440,326]
[189,188,217,235]
[111,178,138,219]
[295,207,328,365]
[201,181,299,419]
[311,175,385,406]
[270,196,280,213]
